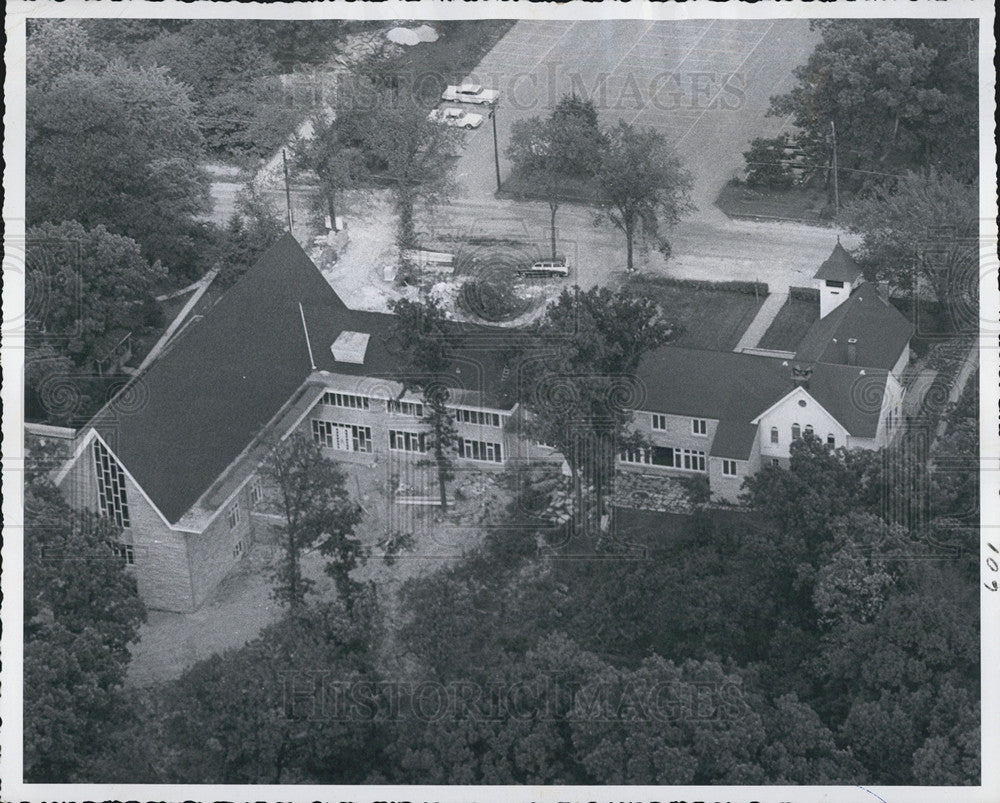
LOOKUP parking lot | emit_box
[418,19,846,295]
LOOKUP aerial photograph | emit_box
[9,7,989,798]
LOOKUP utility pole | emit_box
[282,149,294,233]
[489,102,501,193]
[830,120,840,217]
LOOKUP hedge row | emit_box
[634,275,769,297]
[788,286,820,302]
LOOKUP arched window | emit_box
[804,424,814,438]
[827,433,836,447]
[770,426,779,444]
[791,423,801,441]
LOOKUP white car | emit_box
[517,257,570,278]
[428,107,484,130]
[441,83,499,105]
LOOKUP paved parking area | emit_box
[456,19,816,207]
[420,19,846,297]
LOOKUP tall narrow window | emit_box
[827,434,836,447]
[770,426,779,444]
[93,439,131,529]
[791,424,801,441]
[804,424,814,438]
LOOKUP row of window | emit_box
[619,446,707,472]
[651,414,708,436]
[387,399,424,417]
[323,391,506,428]
[453,407,503,428]
[322,391,370,410]
[312,419,373,453]
[389,430,426,453]
[93,440,131,529]
[312,419,503,464]
[457,438,502,463]
[771,425,836,447]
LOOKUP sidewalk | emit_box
[734,292,788,352]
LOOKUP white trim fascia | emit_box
[52,427,97,486]
[90,431,184,532]
[750,385,848,432]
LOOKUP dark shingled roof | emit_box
[795,281,914,370]
[93,233,511,524]
[636,346,887,459]
[813,241,864,282]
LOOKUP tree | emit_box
[768,20,977,184]
[742,134,796,189]
[294,113,366,231]
[264,433,364,611]
[387,297,460,508]
[26,221,167,369]
[507,94,604,258]
[26,19,106,90]
[523,286,674,534]
[134,21,297,159]
[336,81,459,250]
[27,58,210,272]
[214,185,285,288]
[595,121,693,272]
[23,443,147,781]
[842,169,977,309]
[158,598,383,784]
[387,296,451,376]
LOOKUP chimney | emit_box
[847,337,857,365]
[791,364,813,388]
[331,331,370,364]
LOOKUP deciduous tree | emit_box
[842,169,977,310]
[507,94,604,258]
[264,433,364,610]
[27,59,210,272]
[595,120,693,272]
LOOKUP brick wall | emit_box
[57,436,197,612]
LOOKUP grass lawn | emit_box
[757,296,819,352]
[626,276,766,351]
[716,180,837,225]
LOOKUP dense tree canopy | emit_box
[26,53,211,272]
[842,170,978,309]
[26,221,167,367]
[768,19,977,185]
[23,445,147,781]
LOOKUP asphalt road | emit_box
[421,19,853,294]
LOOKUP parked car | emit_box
[517,257,570,278]
[441,83,500,105]
[428,107,484,130]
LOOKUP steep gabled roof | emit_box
[636,346,887,459]
[91,234,511,524]
[795,281,914,370]
[813,241,864,282]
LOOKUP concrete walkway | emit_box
[734,291,788,352]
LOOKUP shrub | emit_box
[457,277,529,322]
[788,286,820,302]
[633,275,769,297]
